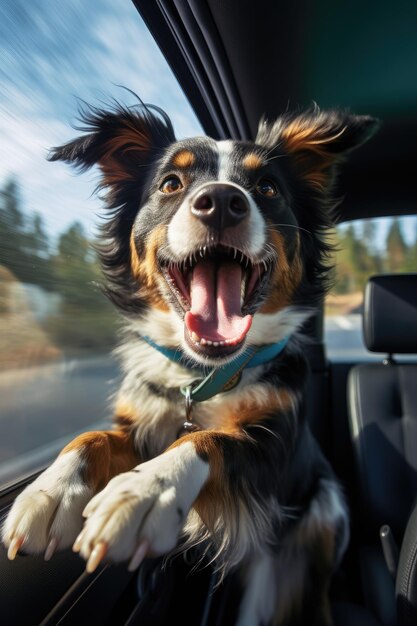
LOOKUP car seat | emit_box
[347,273,417,626]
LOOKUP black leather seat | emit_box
[347,273,417,626]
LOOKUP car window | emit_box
[324,215,417,360]
[0,0,202,487]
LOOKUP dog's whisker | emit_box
[247,423,285,446]
[267,223,313,236]
[264,152,288,162]
[262,140,285,158]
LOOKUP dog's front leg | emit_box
[74,428,268,573]
[74,437,210,572]
[2,430,138,561]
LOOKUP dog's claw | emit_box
[128,539,149,572]
[72,529,85,553]
[86,541,107,573]
[44,537,58,561]
[7,536,24,560]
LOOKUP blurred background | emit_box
[0,0,202,484]
[0,0,416,484]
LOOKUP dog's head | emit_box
[50,102,378,365]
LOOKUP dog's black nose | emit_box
[191,183,249,230]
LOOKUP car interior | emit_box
[1,1,417,625]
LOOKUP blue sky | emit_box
[0,1,416,250]
[0,0,202,240]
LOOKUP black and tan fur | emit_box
[2,99,378,626]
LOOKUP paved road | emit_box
[324,314,368,359]
[0,356,121,484]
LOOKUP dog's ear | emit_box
[48,103,176,188]
[256,108,380,193]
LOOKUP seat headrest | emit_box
[363,274,417,353]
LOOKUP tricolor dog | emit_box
[2,101,377,625]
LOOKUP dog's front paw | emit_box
[2,450,93,560]
[74,442,209,573]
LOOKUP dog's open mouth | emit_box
[160,246,271,357]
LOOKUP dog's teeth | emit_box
[197,338,229,347]
[233,248,237,260]
[191,331,200,343]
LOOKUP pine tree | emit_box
[386,218,408,272]
[49,222,116,350]
[404,223,417,271]
[0,178,27,281]
[0,178,57,289]
[332,225,357,293]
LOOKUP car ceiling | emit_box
[133,0,417,223]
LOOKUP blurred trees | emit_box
[0,178,54,289]
[386,218,408,272]
[55,222,100,310]
[48,221,116,350]
[0,177,116,353]
[331,218,417,294]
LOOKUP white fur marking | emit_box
[217,140,235,180]
[236,553,276,626]
[248,306,313,345]
[216,141,265,253]
[308,478,349,564]
[2,450,93,554]
[77,442,209,563]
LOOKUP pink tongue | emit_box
[185,260,252,342]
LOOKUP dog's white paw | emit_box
[2,450,93,560]
[74,441,209,573]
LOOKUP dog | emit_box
[2,100,378,625]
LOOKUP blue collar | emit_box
[141,335,289,404]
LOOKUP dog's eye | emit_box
[255,179,278,198]
[160,176,183,194]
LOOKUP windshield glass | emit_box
[0,0,202,487]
